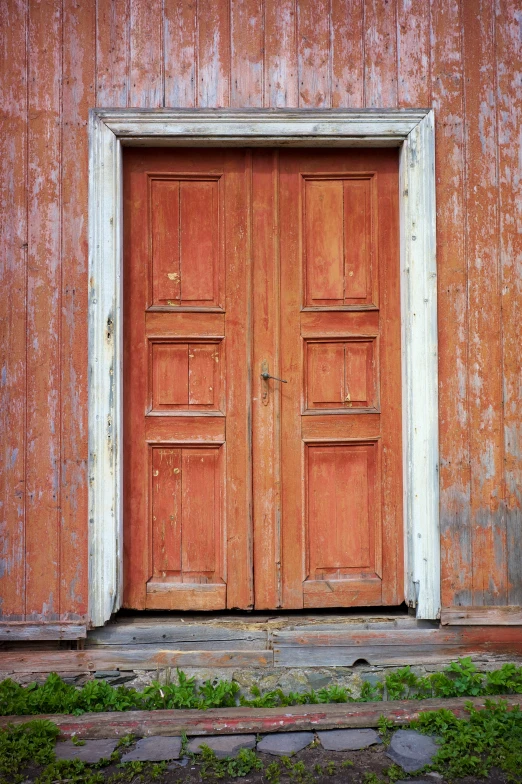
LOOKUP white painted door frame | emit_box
[88,109,439,628]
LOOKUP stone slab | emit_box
[121,736,182,762]
[55,739,118,763]
[386,729,439,773]
[317,729,382,751]
[257,732,314,756]
[187,735,256,758]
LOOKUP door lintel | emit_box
[88,108,439,628]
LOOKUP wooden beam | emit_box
[441,607,522,625]
[0,648,273,673]
[272,626,522,666]
[2,695,522,739]
[0,624,86,641]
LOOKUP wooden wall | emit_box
[1,0,521,622]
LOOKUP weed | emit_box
[150,761,168,779]
[413,699,522,781]
[197,743,263,779]
[0,719,59,782]
[265,760,282,784]
[35,759,105,784]
[71,733,86,746]
[5,658,522,718]
[377,715,396,742]
[116,733,135,749]
[363,773,384,784]
[383,763,403,782]
[324,760,336,775]
[340,759,354,769]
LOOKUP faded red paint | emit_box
[0,0,521,621]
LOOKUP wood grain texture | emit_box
[331,0,364,108]
[0,624,86,641]
[397,0,430,107]
[129,0,163,108]
[25,0,62,621]
[4,696,522,738]
[463,0,506,606]
[432,0,472,609]
[2,0,522,624]
[0,649,272,673]
[264,0,298,107]
[95,0,130,107]
[297,0,331,107]
[230,0,264,107]
[496,0,522,606]
[441,607,522,626]
[364,0,398,108]
[0,0,27,619]
[164,0,196,108]
[60,0,94,620]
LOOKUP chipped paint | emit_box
[1,0,521,625]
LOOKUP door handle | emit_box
[261,371,287,383]
[261,361,287,405]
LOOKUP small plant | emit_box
[384,763,403,782]
[324,760,336,775]
[266,760,282,784]
[116,733,135,748]
[363,773,384,784]
[377,715,396,742]
[71,734,86,746]
[0,719,59,781]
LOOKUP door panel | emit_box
[123,149,252,611]
[124,147,402,611]
[276,149,402,609]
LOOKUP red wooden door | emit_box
[123,147,402,611]
[123,149,253,610]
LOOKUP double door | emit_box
[123,147,403,611]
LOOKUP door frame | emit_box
[88,109,439,628]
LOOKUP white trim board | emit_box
[88,109,439,628]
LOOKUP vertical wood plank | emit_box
[164,0,196,108]
[252,150,281,608]
[152,448,182,574]
[431,0,472,608]
[463,0,506,605]
[230,0,264,107]
[496,0,522,605]
[0,0,27,619]
[95,0,130,107]
[197,0,230,108]
[331,0,364,108]
[26,0,62,620]
[397,0,431,107]
[264,0,298,107]
[60,0,95,619]
[182,449,218,574]
[297,0,331,107]
[129,0,163,108]
[364,0,398,108]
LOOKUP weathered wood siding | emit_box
[1,0,521,621]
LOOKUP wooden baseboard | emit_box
[0,624,86,641]
[441,607,522,626]
[0,648,273,673]
[2,695,522,738]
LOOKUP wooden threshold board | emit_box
[2,622,522,672]
[3,695,522,739]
